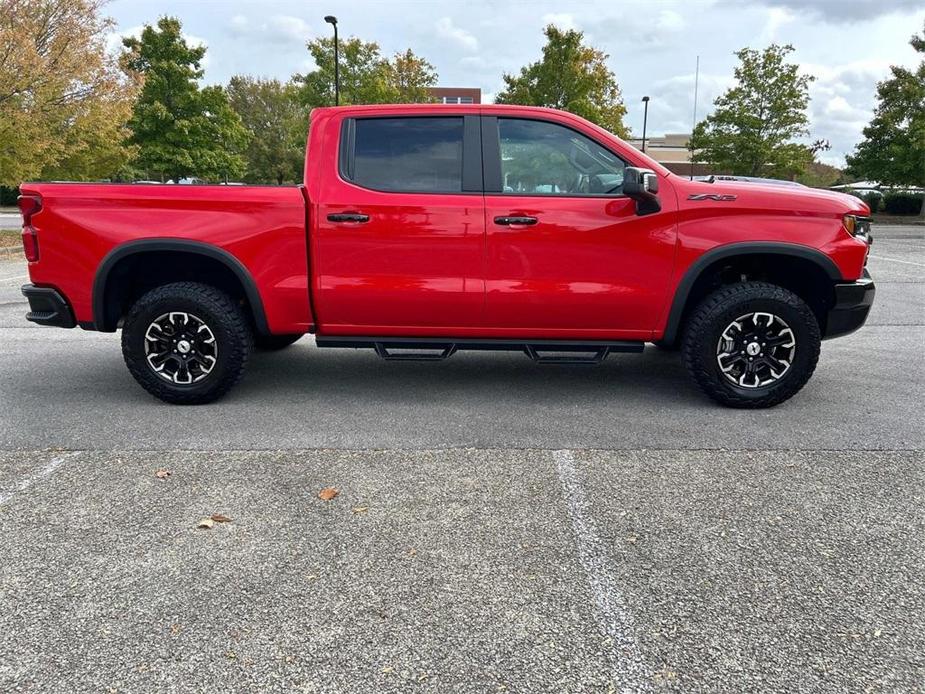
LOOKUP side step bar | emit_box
[315,336,644,364]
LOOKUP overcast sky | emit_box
[106,0,925,167]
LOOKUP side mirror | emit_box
[623,167,661,216]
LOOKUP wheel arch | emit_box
[661,242,842,346]
[93,239,270,335]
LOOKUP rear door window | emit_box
[349,117,465,193]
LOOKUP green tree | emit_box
[227,77,306,184]
[846,22,925,217]
[121,17,249,182]
[494,25,627,137]
[690,44,815,179]
[386,49,438,103]
[297,37,437,107]
[0,0,136,185]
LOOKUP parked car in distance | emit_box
[18,104,874,407]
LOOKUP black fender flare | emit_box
[92,239,270,334]
[661,241,843,345]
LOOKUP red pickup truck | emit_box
[18,104,874,407]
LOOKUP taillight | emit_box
[17,195,41,262]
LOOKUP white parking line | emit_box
[0,274,27,284]
[0,452,81,507]
[868,255,925,268]
[554,450,650,693]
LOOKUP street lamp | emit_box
[641,96,650,153]
[324,15,339,106]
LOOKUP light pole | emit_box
[324,15,339,106]
[641,96,650,153]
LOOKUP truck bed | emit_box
[20,183,312,334]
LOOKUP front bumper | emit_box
[21,284,76,328]
[824,272,875,339]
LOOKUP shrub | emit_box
[882,192,924,215]
[862,193,881,214]
[0,186,18,206]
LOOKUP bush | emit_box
[862,193,881,214]
[882,192,924,215]
[0,186,18,206]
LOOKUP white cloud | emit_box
[761,7,796,42]
[224,14,313,47]
[541,13,578,31]
[435,17,479,52]
[656,10,685,32]
[801,59,893,165]
[267,16,313,43]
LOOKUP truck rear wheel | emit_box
[121,282,253,404]
[681,281,821,408]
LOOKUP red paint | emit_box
[21,104,871,341]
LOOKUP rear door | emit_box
[313,114,484,334]
[481,115,677,339]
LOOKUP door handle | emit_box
[494,216,538,226]
[327,213,370,223]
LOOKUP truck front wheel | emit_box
[121,282,253,405]
[681,281,821,408]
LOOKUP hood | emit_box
[674,177,870,216]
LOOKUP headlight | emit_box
[843,214,872,243]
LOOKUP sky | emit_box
[105,0,925,167]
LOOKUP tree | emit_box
[121,17,249,182]
[494,25,627,137]
[690,44,815,179]
[297,37,437,107]
[386,49,439,103]
[227,77,305,184]
[846,21,925,217]
[0,0,136,185]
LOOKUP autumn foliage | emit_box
[0,0,136,186]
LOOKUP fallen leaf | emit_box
[874,629,882,638]
[318,487,339,501]
[210,513,232,523]
[154,468,171,479]
[352,506,368,514]
[407,547,417,556]
[626,536,638,544]
[197,518,215,530]
[306,574,318,581]
[382,665,394,674]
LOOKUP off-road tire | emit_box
[681,281,821,408]
[122,282,253,405]
[254,333,302,351]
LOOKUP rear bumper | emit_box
[21,284,76,328]
[824,273,875,339]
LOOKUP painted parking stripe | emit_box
[868,255,925,268]
[554,449,650,693]
[0,274,27,284]
[0,452,81,507]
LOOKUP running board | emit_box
[315,336,644,364]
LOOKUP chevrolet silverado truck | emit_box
[17,104,875,407]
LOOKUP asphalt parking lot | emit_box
[1,225,923,692]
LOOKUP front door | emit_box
[481,116,677,340]
[313,114,485,335]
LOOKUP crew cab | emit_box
[17,104,875,407]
